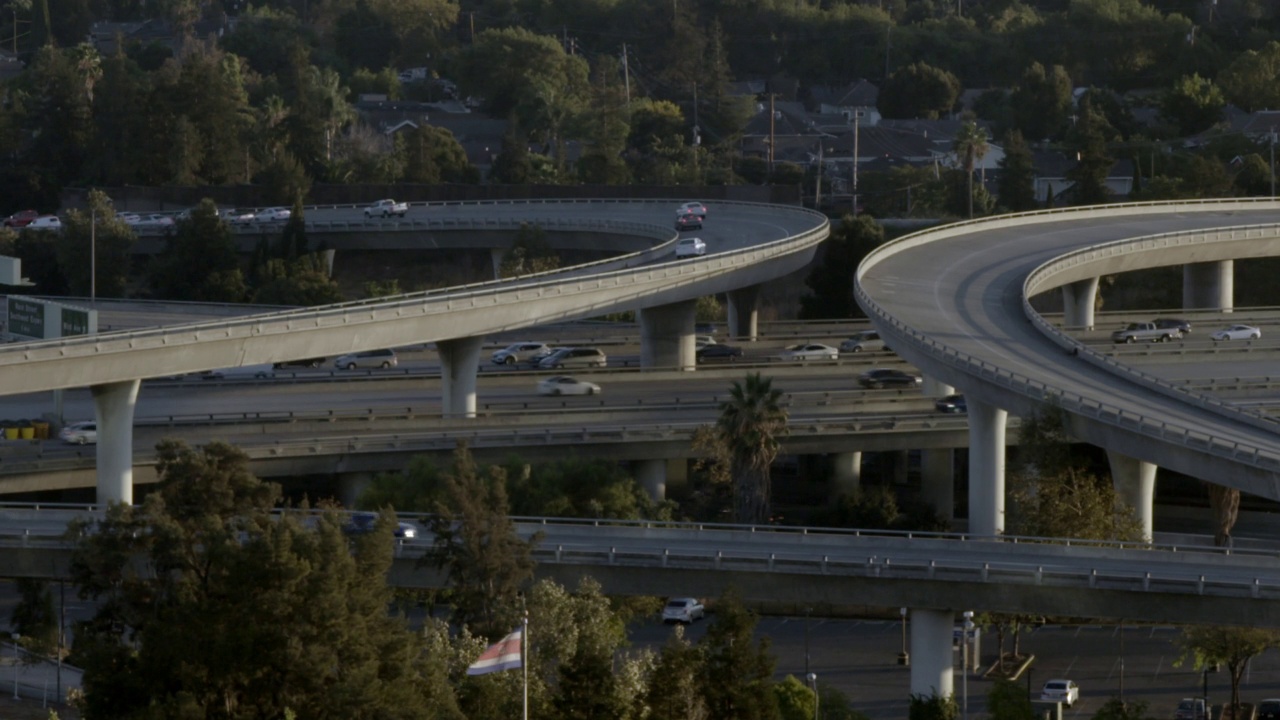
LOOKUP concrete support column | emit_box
[922,450,955,521]
[91,379,141,505]
[727,285,761,341]
[968,398,1007,536]
[909,609,955,699]
[831,451,861,496]
[337,472,375,508]
[1061,277,1100,330]
[438,336,484,418]
[490,248,505,279]
[640,299,697,369]
[632,459,667,502]
[1106,451,1156,541]
[1183,260,1234,312]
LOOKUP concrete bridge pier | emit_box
[921,378,955,519]
[490,248,505,279]
[1106,451,1156,540]
[727,285,760,341]
[1184,260,1233,311]
[909,609,954,699]
[1061,277,1100,330]
[438,336,484,418]
[831,451,862,497]
[640,300,696,369]
[631,459,666,502]
[968,398,1007,536]
[91,379,141,504]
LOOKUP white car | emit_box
[201,363,276,380]
[537,375,600,396]
[695,335,716,349]
[58,421,97,445]
[491,342,551,366]
[130,214,175,228]
[1040,679,1079,707]
[1211,324,1260,341]
[778,343,840,361]
[25,215,61,230]
[675,237,706,258]
[255,207,292,223]
[676,201,707,219]
[840,330,886,353]
[662,597,705,624]
[225,209,257,225]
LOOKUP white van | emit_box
[202,363,276,380]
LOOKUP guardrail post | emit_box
[867,557,876,577]
[1144,572,1151,591]
[556,545,563,562]
[768,553,775,571]
[982,563,989,581]
[823,555,830,575]
[1198,575,1205,594]
[928,560,936,579]
[1035,566,1043,585]
[662,549,669,568]
[1254,579,1261,598]
[715,551,722,569]
[1089,569,1097,587]
[21,529,27,547]
[609,547,616,564]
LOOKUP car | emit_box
[58,421,97,445]
[537,375,601,396]
[128,213,176,229]
[858,368,923,389]
[675,213,703,231]
[25,215,61,230]
[1211,324,1260,341]
[1153,317,1192,336]
[255,206,292,223]
[3,210,39,228]
[537,347,607,369]
[491,342,552,366]
[695,335,716,348]
[695,322,718,335]
[1175,697,1209,720]
[675,237,707,258]
[1257,698,1280,720]
[273,357,326,369]
[840,330,886,353]
[226,209,257,225]
[201,363,276,379]
[662,597,705,624]
[935,393,967,413]
[343,511,417,539]
[1040,679,1079,707]
[696,343,743,363]
[777,343,839,361]
[365,199,408,218]
[676,201,707,219]
[116,212,141,224]
[334,349,398,369]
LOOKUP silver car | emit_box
[839,330,885,353]
[537,347,607,369]
[491,342,551,366]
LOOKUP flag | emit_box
[467,626,523,676]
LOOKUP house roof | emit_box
[742,100,826,138]
[1031,149,1134,178]
[807,79,879,110]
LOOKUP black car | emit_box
[857,368,922,389]
[273,357,326,369]
[676,213,702,231]
[696,343,743,363]
[343,512,418,539]
[1152,317,1191,336]
[935,393,967,413]
[1257,699,1280,720]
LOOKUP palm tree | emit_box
[953,119,989,218]
[716,373,788,524]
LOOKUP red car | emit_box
[3,210,39,228]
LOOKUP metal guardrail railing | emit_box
[855,199,1280,476]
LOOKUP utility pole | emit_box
[884,25,891,81]
[1270,126,1276,197]
[815,143,823,208]
[621,43,630,104]
[769,93,776,175]
[852,110,861,212]
[469,11,475,43]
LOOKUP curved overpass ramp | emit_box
[857,200,1280,524]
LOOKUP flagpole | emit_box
[522,614,529,720]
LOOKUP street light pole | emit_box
[962,611,974,720]
[804,607,812,676]
[11,632,19,700]
[898,608,909,666]
[1119,620,1125,705]
[806,672,818,720]
[90,206,96,302]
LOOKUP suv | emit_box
[662,597,705,624]
[1176,698,1210,720]
[334,348,398,369]
[491,342,551,366]
[538,347,607,369]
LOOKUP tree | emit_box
[490,122,534,184]
[1065,98,1114,206]
[498,223,559,277]
[401,125,478,184]
[877,62,961,119]
[717,373,788,524]
[147,198,246,302]
[10,578,58,658]
[250,255,344,306]
[996,130,1039,212]
[57,190,133,297]
[577,56,631,185]
[1219,42,1280,112]
[1177,625,1280,716]
[774,675,816,720]
[425,444,539,637]
[1205,482,1240,547]
[985,678,1033,720]
[800,214,884,320]
[1010,62,1072,142]
[908,692,958,720]
[952,119,990,218]
[646,626,708,720]
[1092,698,1155,720]
[701,591,780,720]
[1160,74,1225,138]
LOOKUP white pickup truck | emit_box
[1110,322,1179,343]
[364,199,408,218]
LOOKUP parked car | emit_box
[696,343,743,363]
[202,363,276,379]
[1175,697,1209,720]
[1040,679,1079,707]
[3,209,39,228]
[491,342,552,366]
[365,199,408,218]
[273,357,326,369]
[935,393,967,413]
[25,215,62,230]
[675,237,706,257]
[840,330,886,353]
[537,375,601,396]
[675,201,707,219]
[334,349,398,369]
[538,347,607,369]
[343,511,417,539]
[1153,317,1192,336]
[858,368,922,389]
[58,421,97,445]
[1256,698,1280,720]
[777,343,839,361]
[1211,324,1260,341]
[662,597,705,624]
[675,213,703,231]
[255,206,292,223]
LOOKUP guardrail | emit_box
[855,199,1280,477]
